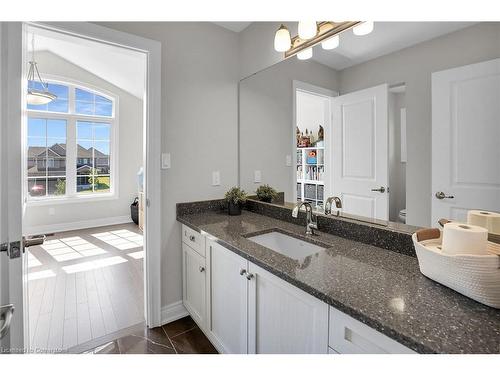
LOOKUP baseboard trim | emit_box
[25,215,133,235]
[161,301,189,325]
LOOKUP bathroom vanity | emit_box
[177,199,500,354]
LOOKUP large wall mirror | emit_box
[238,22,500,230]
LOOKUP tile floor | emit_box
[27,223,144,352]
[85,316,218,354]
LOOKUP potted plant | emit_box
[224,187,247,216]
[255,184,278,203]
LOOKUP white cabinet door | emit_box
[432,58,500,225]
[208,241,248,354]
[182,243,206,328]
[331,84,389,220]
[247,262,329,354]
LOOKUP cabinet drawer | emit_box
[329,307,415,354]
[182,224,205,257]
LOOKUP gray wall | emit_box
[99,22,240,308]
[338,23,500,226]
[240,58,338,201]
[24,51,144,233]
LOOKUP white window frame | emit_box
[25,74,119,205]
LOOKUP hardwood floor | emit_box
[27,223,144,353]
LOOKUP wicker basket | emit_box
[412,233,500,308]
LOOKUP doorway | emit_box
[0,22,161,353]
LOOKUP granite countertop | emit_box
[177,210,500,354]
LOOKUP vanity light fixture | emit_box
[26,33,57,105]
[353,21,374,36]
[297,48,313,60]
[298,21,318,40]
[274,24,292,52]
[274,21,374,59]
[321,35,339,50]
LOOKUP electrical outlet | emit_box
[212,171,220,186]
[285,155,292,167]
[254,170,262,183]
[48,207,55,216]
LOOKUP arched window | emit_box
[26,79,118,201]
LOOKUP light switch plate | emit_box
[254,170,262,183]
[161,153,171,169]
[212,171,220,186]
[285,154,292,167]
[48,207,55,216]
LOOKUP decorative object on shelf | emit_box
[26,33,57,105]
[273,21,374,60]
[307,150,317,164]
[318,125,324,141]
[255,184,278,203]
[224,186,247,216]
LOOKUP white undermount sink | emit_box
[246,231,327,260]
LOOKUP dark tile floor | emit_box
[85,316,218,354]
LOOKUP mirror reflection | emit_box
[239,22,500,230]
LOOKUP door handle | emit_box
[0,304,14,339]
[371,186,386,193]
[435,191,454,200]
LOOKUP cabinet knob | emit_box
[239,268,247,276]
[246,273,254,280]
[189,235,196,242]
[199,266,205,272]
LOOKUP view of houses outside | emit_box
[26,81,113,198]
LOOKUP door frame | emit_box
[292,80,338,208]
[4,21,162,351]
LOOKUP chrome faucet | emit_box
[325,196,342,216]
[292,202,318,235]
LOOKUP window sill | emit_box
[26,193,118,207]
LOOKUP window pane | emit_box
[95,175,110,193]
[95,102,112,117]
[47,177,66,196]
[75,101,93,115]
[28,178,47,197]
[75,88,113,117]
[27,118,67,198]
[27,81,69,113]
[76,176,91,193]
[75,88,93,102]
[76,121,112,194]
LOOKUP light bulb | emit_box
[297,48,313,60]
[353,21,374,36]
[298,21,317,40]
[321,35,339,50]
[274,24,291,52]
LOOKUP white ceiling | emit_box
[214,22,252,32]
[28,26,147,99]
[311,22,475,70]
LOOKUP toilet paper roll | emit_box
[467,210,500,235]
[441,222,489,255]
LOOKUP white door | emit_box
[0,22,26,352]
[208,241,248,354]
[432,58,500,225]
[182,243,206,328]
[331,84,389,220]
[247,262,328,354]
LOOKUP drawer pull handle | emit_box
[189,235,196,242]
[199,266,205,272]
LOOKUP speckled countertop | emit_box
[177,210,500,354]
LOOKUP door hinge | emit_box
[0,242,8,253]
[146,198,151,207]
